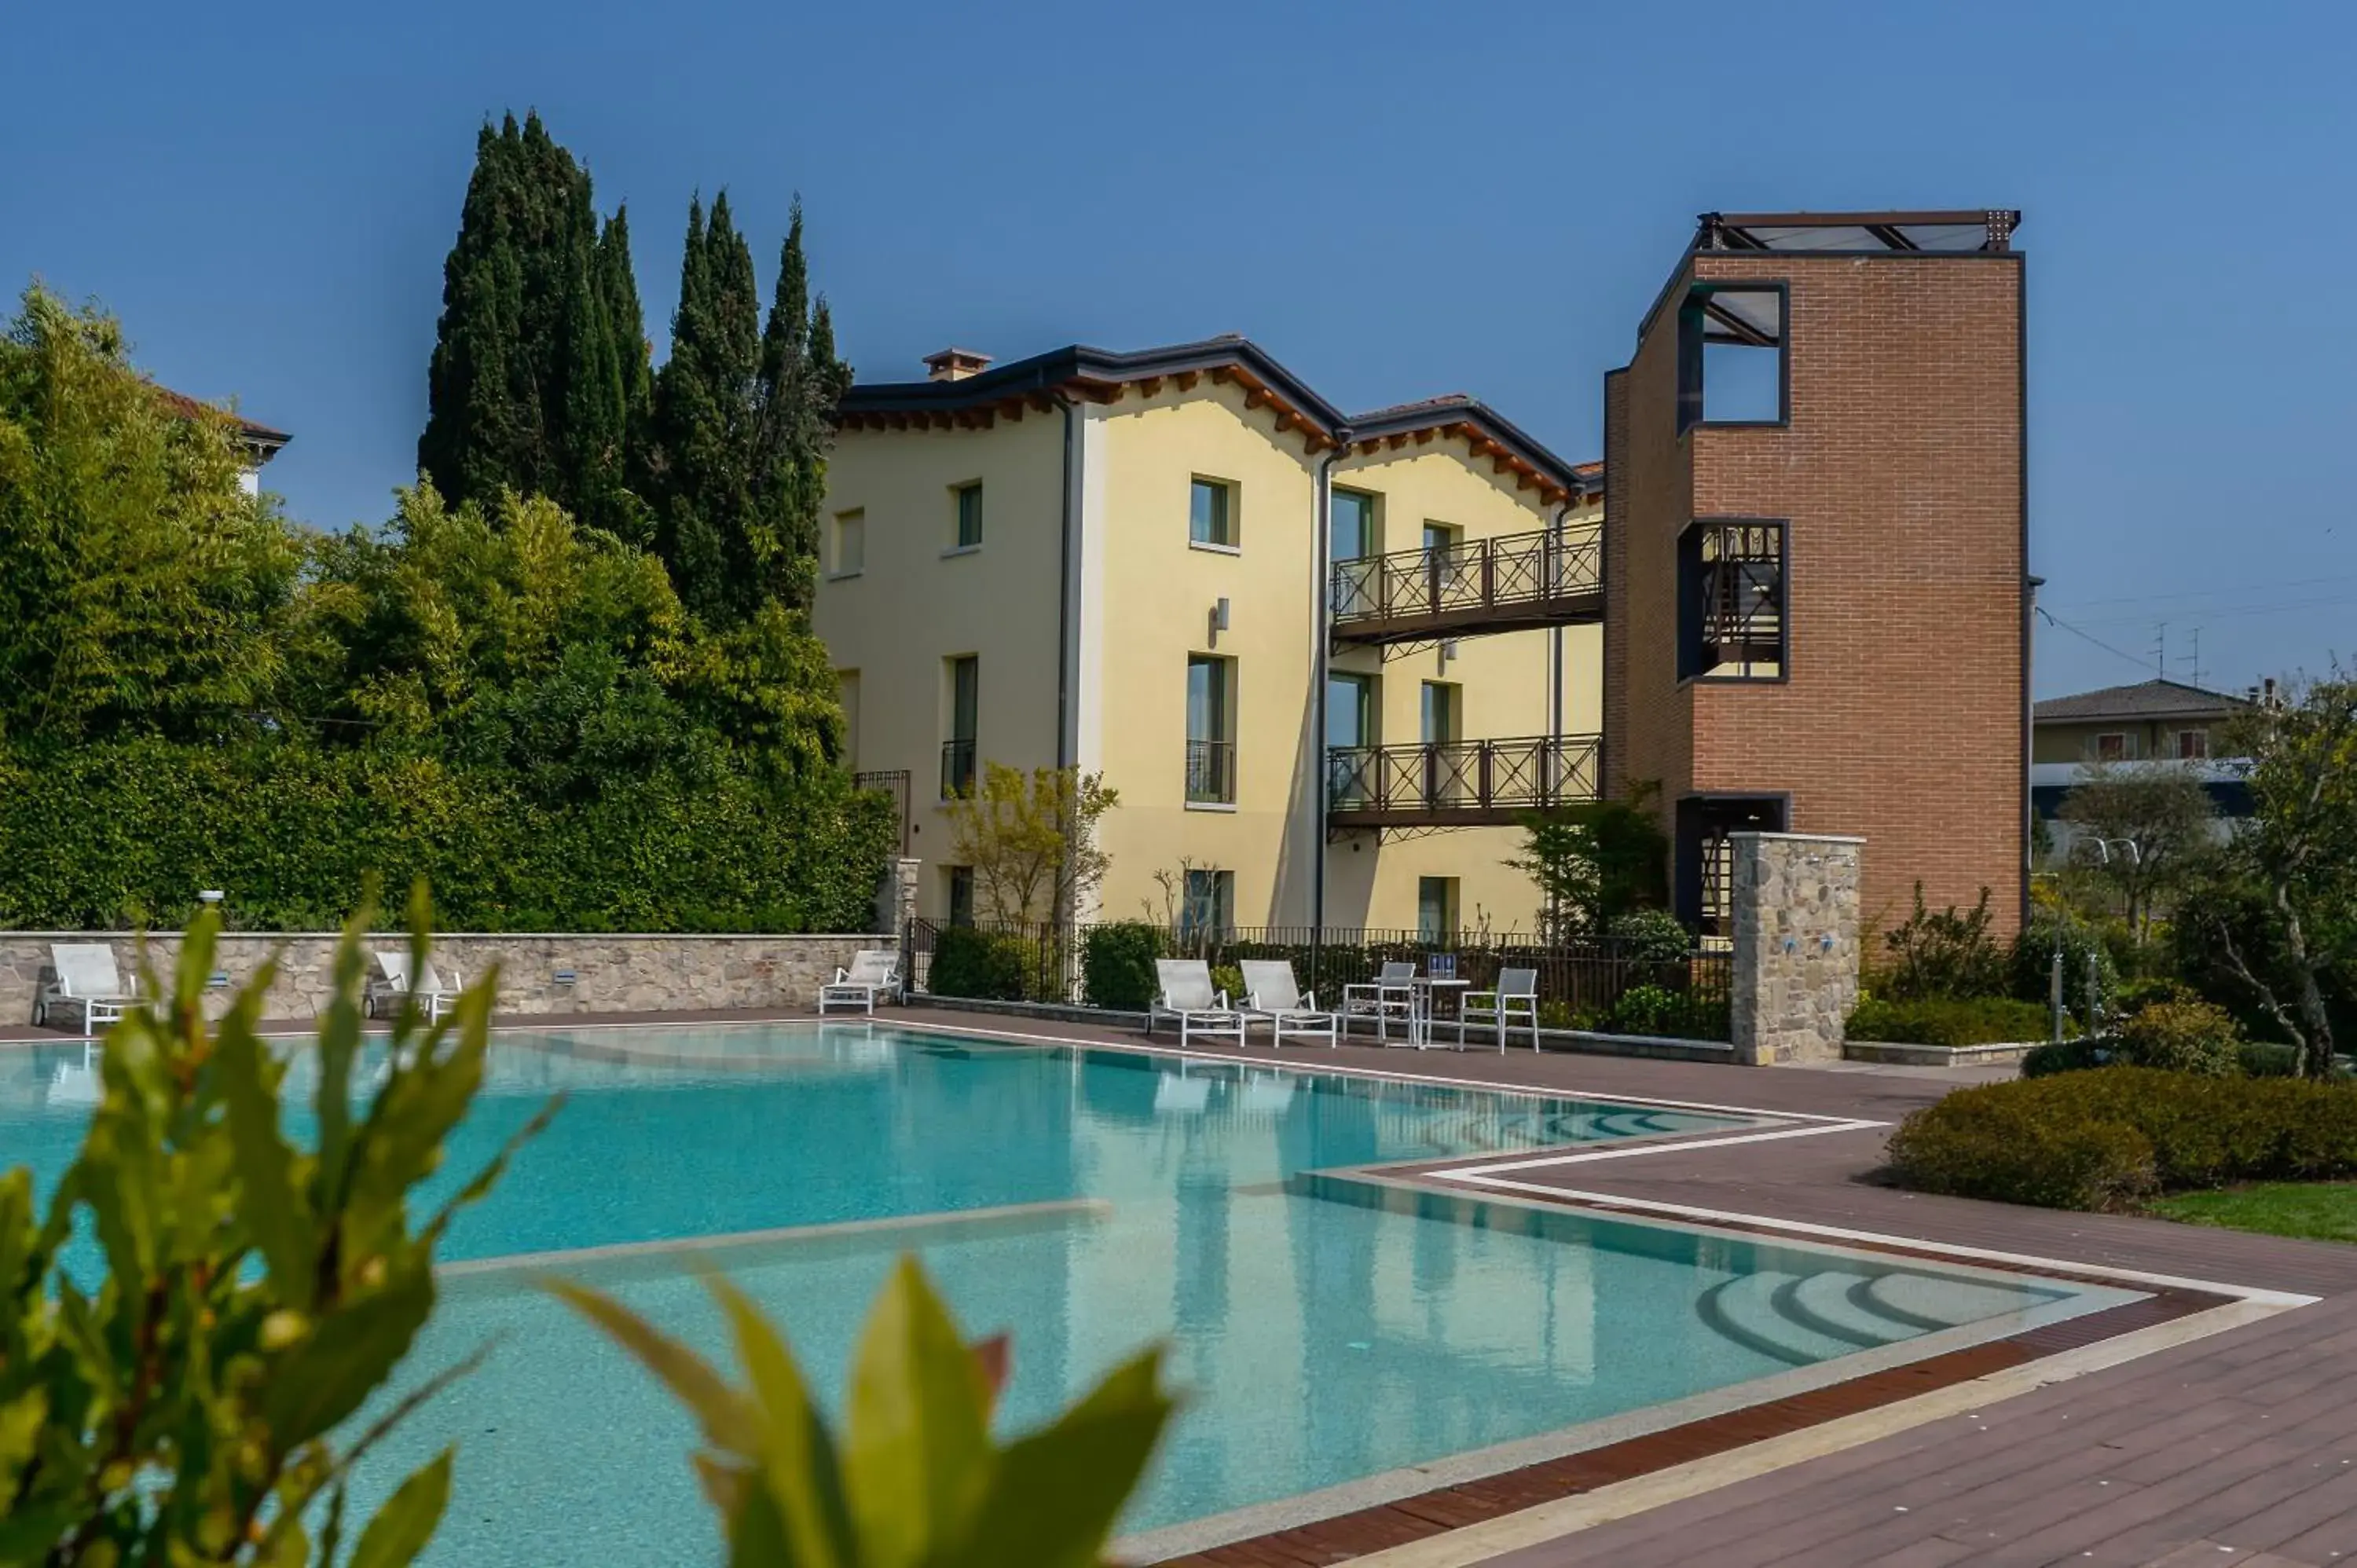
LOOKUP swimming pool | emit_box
[0,1023,2137,1561]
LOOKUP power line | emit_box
[2037,607,2174,680]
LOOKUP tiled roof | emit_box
[2033,679,2249,724]
[157,387,291,451]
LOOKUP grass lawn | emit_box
[2150,1182,2357,1244]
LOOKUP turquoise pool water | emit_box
[1,1024,2131,1560]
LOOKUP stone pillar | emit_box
[1729,833,1864,1066]
[874,855,920,936]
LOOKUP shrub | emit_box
[2022,1038,2111,1078]
[926,925,1032,1001]
[1876,883,2006,1001]
[2,899,546,1563]
[1081,921,1162,1010]
[1604,983,1731,1041]
[2240,1040,2304,1078]
[1847,995,2053,1047]
[1889,1068,2357,1209]
[2007,914,2122,1007]
[2117,1000,2241,1077]
[1211,963,1247,1005]
[1606,907,1693,965]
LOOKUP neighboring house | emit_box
[159,387,290,496]
[814,337,1601,935]
[2032,679,2258,851]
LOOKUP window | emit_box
[945,866,974,928]
[1423,520,1468,600]
[830,509,865,576]
[2178,729,2210,760]
[951,482,983,548]
[1676,284,1787,433]
[1331,489,1380,616]
[1179,869,1233,941]
[1186,654,1236,804]
[942,656,978,797]
[1325,672,1375,807]
[2095,732,2128,763]
[1417,877,1459,944]
[1678,520,1785,680]
[1420,681,1461,806]
[1189,478,1237,548]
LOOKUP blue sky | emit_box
[6,0,2352,698]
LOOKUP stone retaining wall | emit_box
[0,932,893,1028]
[1729,832,1865,1066]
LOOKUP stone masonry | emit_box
[1728,832,1863,1065]
[0,932,895,1028]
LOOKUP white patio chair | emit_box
[1239,959,1337,1048]
[367,951,462,1023]
[1149,959,1245,1050]
[819,948,902,1015]
[1341,961,1417,1043]
[37,944,138,1032]
[1458,966,1541,1053]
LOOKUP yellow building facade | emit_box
[815,339,1600,936]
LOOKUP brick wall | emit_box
[1605,247,2027,938]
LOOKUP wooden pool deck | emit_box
[11,1002,2355,1565]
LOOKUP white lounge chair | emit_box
[36,944,138,1032]
[820,949,902,1015]
[1342,961,1417,1043]
[1458,966,1541,1052]
[1149,959,1245,1050]
[366,951,461,1023]
[1240,959,1337,1048]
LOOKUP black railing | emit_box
[1330,521,1603,638]
[906,918,1732,1040]
[852,769,912,855]
[1185,739,1237,804]
[1325,734,1601,819]
[940,738,977,799]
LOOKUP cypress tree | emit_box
[647,192,763,622]
[419,112,650,534]
[750,200,852,613]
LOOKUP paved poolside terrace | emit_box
[11,1000,2357,1566]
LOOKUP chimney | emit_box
[924,347,992,383]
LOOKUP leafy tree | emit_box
[1508,787,1670,940]
[0,286,302,746]
[2189,674,2357,1077]
[2055,762,2219,942]
[944,763,1119,923]
[0,899,553,1564]
[417,112,651,543]
[553,1256,1172,1567]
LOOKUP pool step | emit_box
[1696,1268,2033,1367]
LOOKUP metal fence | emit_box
[905,919,1732,1037]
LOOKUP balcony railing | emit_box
[940,738,977,799]
[1330,521,1604,645]
[1325,734,1601,826]
[1186,738,1237,804]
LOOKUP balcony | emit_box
[940,738,977,798]
[1325,734,1601,831]
[1185,738,1237,805]
[1329,522,1603,651]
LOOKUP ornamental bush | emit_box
[2117,999,2242,1077]
[1604,982,1731,1041]
[1889,1068,2357,1209]
[926,925,1033,1002]
[1081,921,1161,1011]
[1846,995,2053,1047]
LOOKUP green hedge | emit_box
[1889,1068,2357,1210]
[1080,923,1161,1011]
[0,738,896,932]
[926,926,1034,1002]
[1846,995,2052,1047]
